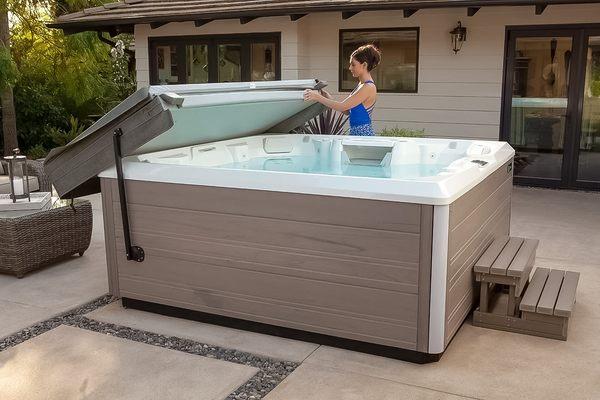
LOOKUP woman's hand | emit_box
[304,89,322,102]
[320,89,332,99]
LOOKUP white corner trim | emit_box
[429,204,449,354]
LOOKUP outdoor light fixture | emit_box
[450,21,467,54]
[3,148,30,203]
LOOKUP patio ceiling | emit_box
[48,0,600,34]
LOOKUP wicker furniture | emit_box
[0,199,93,278]
[0,158,51,194]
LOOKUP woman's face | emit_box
[349,57,367,77]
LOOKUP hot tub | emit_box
[44,80,514,363]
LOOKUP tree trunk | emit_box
[0,6,18,156]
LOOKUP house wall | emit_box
[134,4,600,140]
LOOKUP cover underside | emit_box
[43,79,326,198]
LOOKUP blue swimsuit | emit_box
[349,80,376,136]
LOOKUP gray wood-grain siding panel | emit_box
[100,178,120,296]
[445,160,513,345]
[119,179,422,232]
[101,178,432,350]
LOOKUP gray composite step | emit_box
[474,236,539,278]
[520,267,580,317]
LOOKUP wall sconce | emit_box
[450,21,467,54]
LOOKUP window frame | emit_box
[338,27,420,94]
[148,32,282,85]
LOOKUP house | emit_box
[48,0,600,191]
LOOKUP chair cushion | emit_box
[0,176,39,195]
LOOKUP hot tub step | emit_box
[518,267,580,340]
[474,236,538,315]
[473,262,580,341]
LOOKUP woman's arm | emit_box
[304,85,373,113]
[319,89,351,114]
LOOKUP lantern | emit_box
[450,21,467,54]
[3,148,30,203]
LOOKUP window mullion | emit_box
[208,40,218,83]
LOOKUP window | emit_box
[186,44,209,83]
[155,45,179,84]
[339,28,419,93]
[149,33,280,84]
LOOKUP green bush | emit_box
[1,6,136,157]
[592,80,600,97]
[48,116,86,147]
[12,78,71,153]
[378,127,425,137]
[26,144,48,160]
[0,46,19,90]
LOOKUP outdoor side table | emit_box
[0,199,93,278]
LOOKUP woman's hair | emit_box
[351,44,382,71]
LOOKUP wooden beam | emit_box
[467,7,480,16]
[535,4,547,14]
[240,16,257,24]
[403,9,417,18]
[342,11,359,20]
[150,21,167,29]
[290,14,307,21]
[194,19,213,27]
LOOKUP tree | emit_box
[0,1,18,156]
[0,0,135,158]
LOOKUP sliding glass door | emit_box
[502,26,600,190]
[575,33,600,188]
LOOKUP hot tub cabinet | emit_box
[44,80,514,363]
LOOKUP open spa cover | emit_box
[44,79,327,198]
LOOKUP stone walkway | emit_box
[1,187,599,399]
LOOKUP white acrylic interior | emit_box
[99,134,514,205]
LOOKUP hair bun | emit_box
[351,44,382,71]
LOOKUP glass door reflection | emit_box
[577,36,600,184]
[218,44,242,82]
[509,36,573,181]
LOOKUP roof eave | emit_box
[46,0,600,34]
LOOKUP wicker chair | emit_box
[27,159,52,192]
[0,158,52,193]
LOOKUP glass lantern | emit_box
[3,148,30,203]
[450,21,467,54]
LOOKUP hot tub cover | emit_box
[44,79,327,198]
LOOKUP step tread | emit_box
[474,236,509,274]
[537,269,565,315]
[520,267,550,312]
[554,271,580,317]
[490,237,524,276]
[507,238,539,278]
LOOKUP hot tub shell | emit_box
[44,81,514,362]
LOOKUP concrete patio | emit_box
[1,186,599,399]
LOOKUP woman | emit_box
[304,44,381,136]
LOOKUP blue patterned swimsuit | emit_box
[349,80,376,136]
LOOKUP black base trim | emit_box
[121,297,443,364]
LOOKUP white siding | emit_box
[134,4,600,140]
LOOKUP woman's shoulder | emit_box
[362,81,377,93]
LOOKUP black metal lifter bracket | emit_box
[113,128,145,262]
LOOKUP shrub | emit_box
[0,46,19,90]
[378,127,425,137]
[26,144,48,161]
[294,108,349,135]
